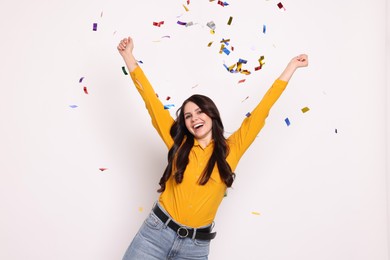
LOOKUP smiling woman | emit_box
[117,36,308,260]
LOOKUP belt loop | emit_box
[164,218,171,227]
[192,228,197,240]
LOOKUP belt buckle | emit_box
[177,227,189,238]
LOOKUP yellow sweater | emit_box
[130,66,287,227]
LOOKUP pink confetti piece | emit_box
[187,0,190,4]
[83,86,88,94]
[99,168,108,171]
[238,79,246,84]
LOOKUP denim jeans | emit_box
[122,204,211,260]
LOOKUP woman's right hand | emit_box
[117,36,134,58]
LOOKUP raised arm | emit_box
[117,37,174,149]
[227,54,309,169]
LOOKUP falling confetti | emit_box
[177,20,187,26]
[335,129,338,134]
[246,112,251,117]
[207,21,216,30]
[164,104,175,109]
[241,96,249,102]
[238,79,246,84]
[153,21,164,27]
[83,86,88,94]
[166,96,171,100]
[92,23,98,31]
[285,117,291,126]
[207,41,213,47]
[69,105,78,108]
[222,47,230,55]
[122,66,128,75]
[99,168,108,171]
[277,2,286,11]
[301,107,310,113]
[251,212,261,216]
[138,207,144,212]
[79,77,84,83]
[183,4,189,11]
[227,16,233,25]
[185,21,194,27]
[263,24,266,34]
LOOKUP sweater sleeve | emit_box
[130,66,174,149]
[227,79,288,170]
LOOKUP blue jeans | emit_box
[122,204,211,260]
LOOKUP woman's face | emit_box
[183,101,213,142]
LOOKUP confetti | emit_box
[192,84,199,89]
[238,79,246,84]
[185,21,194,27]
[246,112,251,117]
[164,104,175,109]
[251,212,261,216]
[161,35,171,39]
[83,86,88,94]
[207,21,216,30]
[277,2,286,11]
[207,41,213,47]
[137,60,144,64]
[335,129,338,134]
[187,0,190,4]
[177,21,187,26]
[183,4,189,11]
[285,117,291,126]
[79,77,84,83]
[301,107,310,113]
[99,168,108,171]
[222,47,230,55]
[138,207,144,212]
[166,96,171,100]
[227,16,233,25]
[122,66,128,75]
[241,96,249,102]
[262,24,266,34]
[69,105,78,108]
[92,23,98,31]
[258,56,265,65]
[153,21,164,27]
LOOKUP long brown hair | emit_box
[158,94,235,192]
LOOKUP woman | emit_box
[117,36,308,260]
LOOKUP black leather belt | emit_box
[152,204,216,240]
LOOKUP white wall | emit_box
[0,0,388,259]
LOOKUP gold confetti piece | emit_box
[210,29,215,34]
[138,207,144,212]
[183,4,189,11]
[251,211,261,216]
[301,107,310,113]
[259,56,265,65]
[227,16,233,25]
[207,41,213,47]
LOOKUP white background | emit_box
[0,0,388,259]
